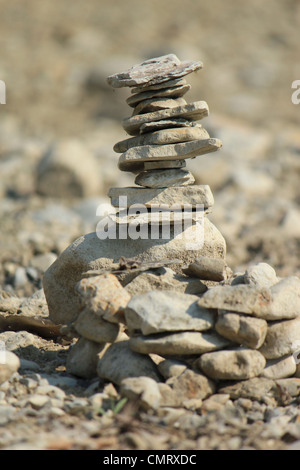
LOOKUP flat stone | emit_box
[120,376,161,410]
[132,97,187,116]
[260,355,296,379]
[134,168,195,188]
[140,119,199,134]
[258,317,300,359]
[107,54,202,88]
[96,340,161,384]
[197,276,300,321]
[27,394,50,410]
[124,290,215,336]
[127,83,191,107]
[129,330,231,356]
[183,256,226,282]
[157,359,187,380]
[118,138,221,172]
[201,393,230,413]
[131,78,187,94]
[168,368,215,401]
[244,263,279,288]
[114,126,209,153]
[124,267,207,297]
[218,377,275,400]
[144,160,186,170]
[215,312,267,349]
[108,185,214,209]
[198,348,266,380]
[75,274,131,325]
[43,221,226,325]
[73,310,120,343]
[112,206,205,226]
[0,351,20,384]
[66,337,107,379]
[122,101,209,136]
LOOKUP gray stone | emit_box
[131,77,187,94]
[66,337,106,379]
[0,351,20,384]
[125,290,215,336]
[114,126,209,153]
[43,221,226,325]
[215,312,267,349]
[198,348,266,380]
[157,359,187,380]
[244,263,278,288]
[197,276,300,321]
[118,138,221,172]
[144,159,186,170]
[157,383,182,407]
[97,340,161,385]
[168,368,216,401]
[36,140,101,198]
[135,168,195,188]
[127,83,191,107]
[260,355,296,379]
[129,330,231,356]
[132,97,187,116]
[183,256,226,282]
[27,394,50,410]
[122,101,209,136]
[73,309,120,343]
[108,185,214,209]
[140,119,199,134]
[124,267,207,297]
[218,377,275,400]
[258,317,300,359]
[120,376,161,410]
[107,54,202,88]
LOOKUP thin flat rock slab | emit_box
[127,83,191,107]
[0,312,62,339]
[140,119,200,134]
[134,168,195,188]
[108,184,214,209]
[144,159,186,170]
[260,355,296,379]
[111,207,204,227]
[132,97,187,116]
[118,138,222,173]
[183,256,226,282]
[131,78,187,94]
[122,101,209,135]
[113,126,209,153]
[106,54,202,88]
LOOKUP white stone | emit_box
[134,168,195,188]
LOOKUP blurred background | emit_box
[0,0,299,297]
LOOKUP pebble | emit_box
[215,311,267,349]
[66,337,106,379]
[134,168,195,188]
[126,83,191,107]
[259,317,300,359]
[27,394,50,410]
[157,359,187,380]
[260,355,297,379]
[244,263,278,288]
[168,368,215,401]
[132,97,187,115]
[73,309,120,343]
[183,256,226,282]
[120,376,161,410]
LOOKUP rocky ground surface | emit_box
[0,0,300,451]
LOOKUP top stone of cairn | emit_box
[106,54,203,88]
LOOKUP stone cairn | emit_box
[48,55,300,410]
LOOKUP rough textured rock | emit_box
[36,140,101,198]
[126,83,191,107]
[108,185,214,208]
[0,351,20,384]
[129,330,231,356]
[120,376,161,410]
[118,138,221,172]
[198,277,300,321]
[66,337,106,379]
[73,310,120,343]
[183,256,226,282]
[260,355,297,379]
[168,368,216,401]
[124,267,207,297]
[157,359,187,380]
[114,126,209,153]
[106,54,202,88]
[140,118,199,134]
[215,312,267,349]
[134,168,195,188]
[258,317,300,359]
[132,97,187,115]
[131,77,187,94]
[244,263,279,288]
[43,221,226,325]
[96,341,161,384]
[144,159,186,170]
[218,377,275,400]
[198,348,266,380]
[124,290,215,335]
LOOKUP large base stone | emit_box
[43,218,226,324]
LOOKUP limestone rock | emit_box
[0,351,20,384]
[96,340,161,385]
[132,97,187,115]
[107,54,202,88]
[244,263,279,288]
[258,317,300,359]
[129,330,231,356]
[157,383,182,407]
[120,376,161,410]
[125,290,215,336]
[260,355,296,379]
[73,310,120,343]
[108,185,214,209]
[127,83,191,107]
[66,337,106,379]
[122,101,209,135]
[198,348,266,380]
[144,159,186,170]
[134,168,195,188]
[168,368,216,401]
[218,377,275,400]
[131,77,187,93]
[140,119,199,134]
[183,256,226,282]
[114,126,209,153]
[157,359,187,380]
[118,138,221,172]
[215,312,267,349]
